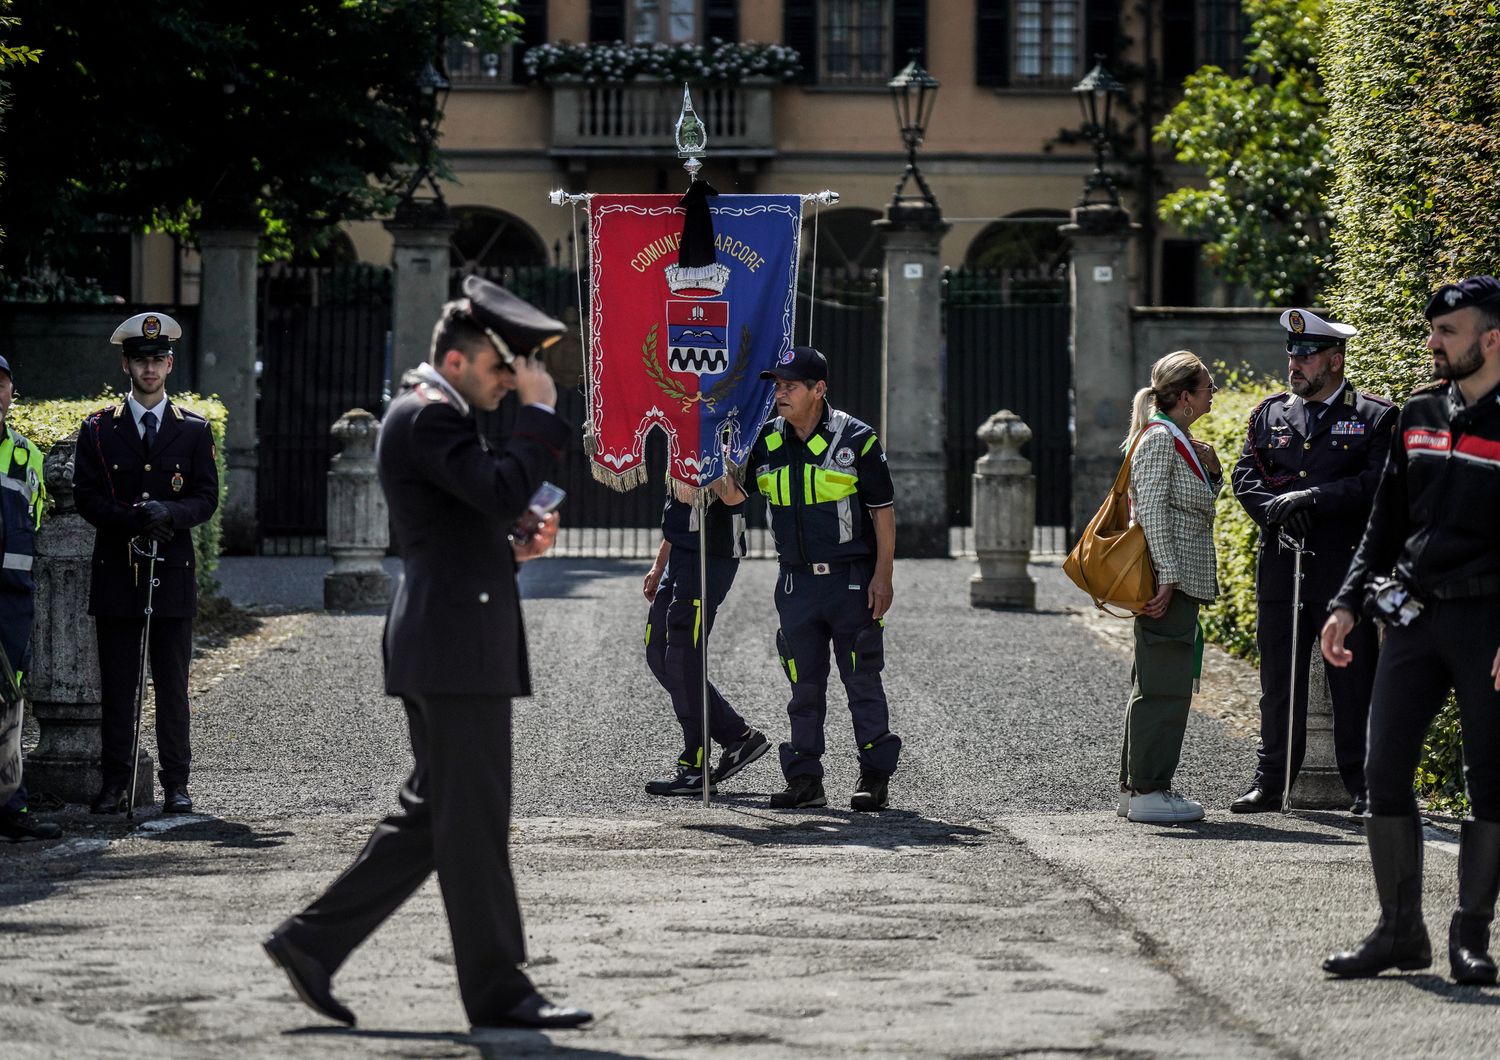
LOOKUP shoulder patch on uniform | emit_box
[414,382,453,406]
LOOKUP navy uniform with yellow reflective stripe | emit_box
[750,347,901,805]
[0,353,47,822]
[72,312,220,814]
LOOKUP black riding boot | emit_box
[1450,818,1500,985]
[1324,814,1432,977]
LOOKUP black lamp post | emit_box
[887,58,940,219]
[1072,62,1124,209]
[398,53,453,216]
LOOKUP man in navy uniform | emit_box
[749,346,900,811]
[263,277,590,1032]
[73,313,219,816]
[642,475,769,796]
[0,353,60,842]
[1229,309,1396,815]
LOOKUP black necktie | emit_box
[142,410,157,450]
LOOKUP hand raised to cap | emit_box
[511,354,557,410]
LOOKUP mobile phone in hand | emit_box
[511,482,566,544]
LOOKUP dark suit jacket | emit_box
[379,376,569,699]
[1231,385,1397,603]
[73,400,220,618]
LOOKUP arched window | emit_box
[964,209,1069,272]
[449,207,549,270]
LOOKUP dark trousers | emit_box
[774,561,900,781]
[644,554,747,762]
[1254,597,1377,798]
[277,694,532,1024]
[1120,591,1200,791]
[97,615,192,789]
[1366,596,1500,820]
[0,592,30,815]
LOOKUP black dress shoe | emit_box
[0,811,63,841]
[162,786,193,814]
[91,785,126,815]
[263,931,356,1026]
[1230,786,1282,814]
[1351,794,1369,816]
[483,991,592,1029]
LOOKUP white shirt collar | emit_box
[126,392,168,432]
[413,362,470,416]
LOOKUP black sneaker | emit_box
[769,775,826,809]
[0,811,63,842]
[645,766,717,798]
[850,772,889,812]
[712,727,770,784]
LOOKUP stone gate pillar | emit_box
[875,206,951,558]
[1061,205,1138,540]
[1291,647,1351,809]
[386,205,459,380]
[198,228,260,553]
[25,439,151,807]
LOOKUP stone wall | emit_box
[0,304,200,399]
[1131,307,1286,385]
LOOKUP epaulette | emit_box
[1248,392,1289,419]
[1356,389,1396,407]
[414,381,452,406]
[85,404,117,423]
[173,404,208,422]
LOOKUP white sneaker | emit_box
[1127,789,1205,824]
[1116,790,1130,817]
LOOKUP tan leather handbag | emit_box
[1063,431,1157,616]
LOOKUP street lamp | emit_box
[887,58,940,218]
[1072,62,1124,209]
[398,54,453,216]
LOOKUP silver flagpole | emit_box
[1278,528,1314,814]
[698,487,712,807]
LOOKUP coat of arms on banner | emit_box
[586,193,802,489]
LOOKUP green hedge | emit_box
[9,390,228,599]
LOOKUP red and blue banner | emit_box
[586,193,802,488]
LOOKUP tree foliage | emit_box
[1154,0,1332,304]
[0,1,519,278]
[1324,0,1500,398]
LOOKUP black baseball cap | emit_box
[759,345,828,383]
[1424,275,1500,320]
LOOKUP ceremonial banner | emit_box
[586,193,802,489]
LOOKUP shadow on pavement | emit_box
[137,815,294,850]
[287,1024,653,1058]
[683,806,989,850]
[521,559,645,601]
[1406,974,1500,1006]
[1140,819,1364,846]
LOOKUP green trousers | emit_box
[1119,591,1202,792]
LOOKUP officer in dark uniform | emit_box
[73,313,219,816]
[642,475,770,796]
[749,346,900,812]
[0,353,61,842]
[1229,309,1396,814]
[1322,276,1500,983]
[263,277,590,1031]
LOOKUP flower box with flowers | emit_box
[524,39,802,86]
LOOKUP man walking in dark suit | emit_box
[1229,309,1396,814]
[73,312,219,816]
[263,277,590,1032]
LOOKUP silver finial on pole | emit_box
[675,83,707,181]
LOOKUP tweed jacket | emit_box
[1129,423,1222,602]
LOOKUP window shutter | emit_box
[1161,0,1196,84]
[782,0,817,84]
[891,0,928,72]
[1084,0,1121,70]
[706,0,739,43]
[974,0,1008,87]
[513,1,549,84]
[590,0,626,42]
